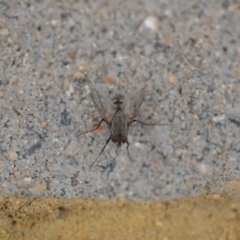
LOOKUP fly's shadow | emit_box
[78,74,167,169]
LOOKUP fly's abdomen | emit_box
[111,111,128,137]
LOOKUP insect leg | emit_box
[126,141,135,162]
[77,119,104,136]
[126,141,130,150]
[89,135,111,169]
[133,119,168,126]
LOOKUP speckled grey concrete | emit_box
[0,0,240,200]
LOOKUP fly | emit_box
[79,75,161,168]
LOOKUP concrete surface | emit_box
[0,0,240,200]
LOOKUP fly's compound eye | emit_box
[122,136,128,143]
[111,136,119,143]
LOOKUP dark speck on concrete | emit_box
[60,109,71,126]
[27,141,42,156]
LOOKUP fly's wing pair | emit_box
[87,78,146,125]
[86,78,113,124]
[126,84,147,125]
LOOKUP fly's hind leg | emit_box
[89,135,111,169]
[126,141,134,162]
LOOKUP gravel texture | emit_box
[0,0,240,200]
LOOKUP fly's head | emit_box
[113,94,124,106]
[112,94,124,113]
[111,135,128,147]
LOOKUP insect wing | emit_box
[86,79,112,123]
[127,84,147,124]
